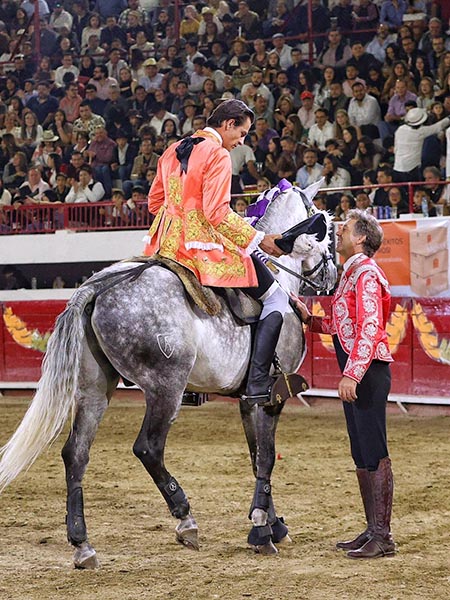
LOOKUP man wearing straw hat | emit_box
[393,106,450,183]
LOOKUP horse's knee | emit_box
[132,437,153,463]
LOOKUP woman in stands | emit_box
[49,109,73,149]
[263,51,281,88]
[3,150,28,194]
[416,76,436,110]
[315,66,336,106]
[0,133,20,171]
[281,114,304,142]
[273,94,295,135]
[81,13,102,50]
[381,60,416,102]
[262,136,282,184]
[17,111,43,158]
[118,67,137,99]
[321,153,351,211]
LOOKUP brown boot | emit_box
[347,457,396,559]
[336,468,374,551]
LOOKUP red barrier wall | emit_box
[1,298,450,397]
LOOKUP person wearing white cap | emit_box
[393,107,450,182]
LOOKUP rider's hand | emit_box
[259,234,285,257]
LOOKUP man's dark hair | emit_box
[347,208,384,257]
[80,99,92,107]
[79,164,93,175]
[96,64,108,77]
[377,164,393,178]
[207,99,254,127]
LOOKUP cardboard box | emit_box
[410,249,448,278]
[410,271,449,296]
[409,225,448,256]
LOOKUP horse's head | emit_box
[247,179,337,294]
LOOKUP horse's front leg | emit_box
[240,399,289,554]
[133,386,199,551]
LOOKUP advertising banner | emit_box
[376,217,450,298]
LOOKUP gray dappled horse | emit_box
[0,180,336,568]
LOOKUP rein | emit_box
[265,256,323,291]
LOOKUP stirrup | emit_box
[241,388,273,408]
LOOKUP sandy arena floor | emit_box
[0,393,450,600]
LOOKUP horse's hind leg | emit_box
[239,398,290,554]
[133,386,199,551]
[61,350,117,569]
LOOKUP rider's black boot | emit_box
[243,311,283,404]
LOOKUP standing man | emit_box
[143,99,288,405]
[293,210,396,560]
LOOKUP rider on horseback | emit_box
[143,99,289,404]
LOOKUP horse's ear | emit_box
[301,177,325,204]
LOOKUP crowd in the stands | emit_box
[0,0,450,230]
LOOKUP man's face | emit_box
[291,50,302,64]
[28,169,40,186]
[62,56,73,67]
[394,80,407,96]
[315,111,327,126]
[330,83,342,98]
[377,170,391,185]
[336,218,363,260]
[37,85,49,99]
[93,67,103,80]
[251,71,263,86]
[351,43,364,59]
[402,38,414,53]
[68,85,78,97]
[356,194,370,209]
[141,139,152,154]
[71,154,84,167]
[276,73,288,87]
[94,127,106,141]
[79,170,90,186]
[221,117,252,151]
[328,31,340,45]
[423,170,440,188]
[352,84,365,101]
[254,96,267,111]
[432,37,445,54]
[303,151,317,167]
[79,105,92,120]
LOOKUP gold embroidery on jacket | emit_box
[185,210,221,245]
[168,174,182,205]
[216,211,256,247]
[185,252,246,278]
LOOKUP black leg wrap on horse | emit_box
[66,487,87,546]
[271,516,289,544]
[247,523,273,547]
[248,477,272,518]
[158,477,190,519]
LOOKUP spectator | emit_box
[277,134,304,181]
[348,40,381,81]
[352,0,380,44]
[54,53,80,88]
[262,135,282,184]
[334,192,356,221]
[149,102,179,136]
[307,107,334,158]
[106,48,128,81]
[81,34,106,66]
[350,136,383,183]
[87,126,116,197]
[65,163,105,203]
[342,64,366,98]
[393,107,450,182]
[241,68,274,110]
[117,67,137,99]
[355,190,373,212]
[179,4,201,40]
[3,150,28,193]
[15,164,50,205]
[296,91,318,136]
[17,111,44,156]
[387,186,409,217]
[251,38,269,70]
[323,81,349,122]
[123,137,159,198]
[26,81,59,128]
[380,0,407,30]
[315,28,352,73]
[100,15,127,50]
[315,66,336,106]
[59,83,83,123]
[296,147,323,188]
[81,12,102,50]
[180,99,198,136]
[348,82,382,139]
[366,23,396,63]
[84,83,107,116]
[273,94,295,134]
[373,164,394,207]
[281,114,304,142]
[270,33,293,70]
[234,1,261,40]
[72,100,106,140]
[103,84,129,130]
[139,57,164,93]
[321,153,351,210]
[253,116,278,154]
[230,139,259,192]
[89,64,119,101]
[423,165,446,206]
[379,78,417,140]
[52,172,70,202]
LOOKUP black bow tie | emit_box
[176,136,205,174]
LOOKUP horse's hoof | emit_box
[271,517,291,546]
[275,533,292,545]
[176,527,199,551]
[73,542,100,569]
[250,539,279,555]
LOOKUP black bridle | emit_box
[266,253,334,291]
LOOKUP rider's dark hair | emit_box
[347,209,383,257]
[207,99,254,128]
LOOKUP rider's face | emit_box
[221,117,252,151]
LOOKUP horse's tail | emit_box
[0,285,95,493]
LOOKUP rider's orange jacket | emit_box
[143,129,261,287]
[309,254,393,383]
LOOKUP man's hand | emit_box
[289,293,311,324]
[259,234,285,257]
[338,376,358,402]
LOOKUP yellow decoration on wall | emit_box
[386,303,408,354]
[312,300,334,352]
[2,307,50,353]
[411,301,450,365]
